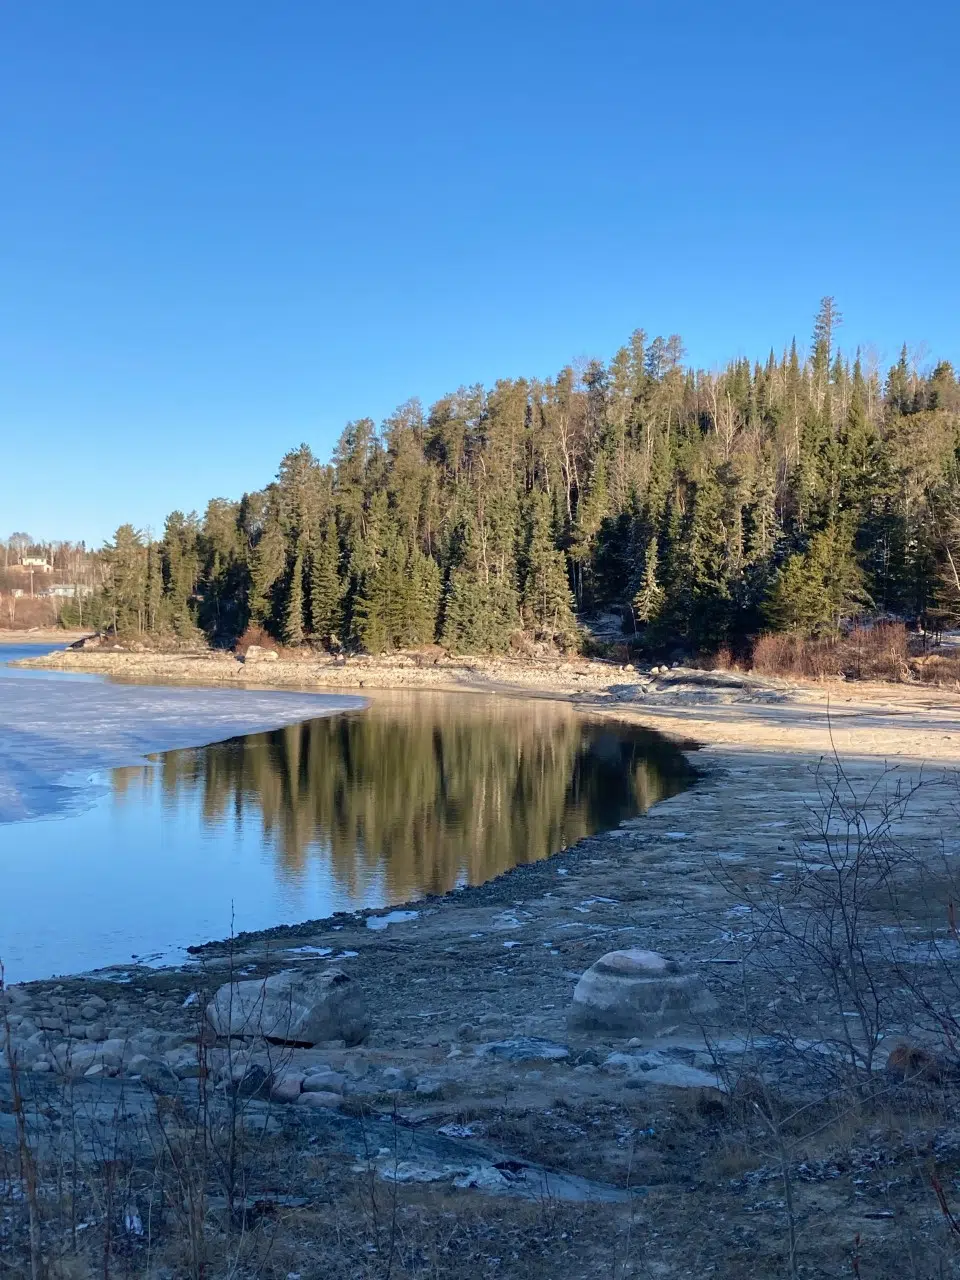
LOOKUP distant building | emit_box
[19,557,53,571]
[41,584,94,598]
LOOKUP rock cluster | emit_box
[0,970,369,1109]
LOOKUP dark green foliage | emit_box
[765,524,870,635]
[309,515,342,644]
[83,305,960,652]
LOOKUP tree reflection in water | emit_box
[112,694,696,904]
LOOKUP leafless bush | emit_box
[710,759,931,1094]
[751,623,912,682]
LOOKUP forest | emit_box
[70,300,960,659]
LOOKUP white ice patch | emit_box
[0,668,363,823]
[365,910,420,931]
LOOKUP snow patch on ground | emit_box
[0,675,364,822]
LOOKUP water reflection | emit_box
[113,694,695,903]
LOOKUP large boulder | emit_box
[568,949,716,1036]
[206,969,368,1046]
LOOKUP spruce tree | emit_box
[632,539,663,627]
[521,492,576,640]
[283,551,305,646]
[310,515,342,644]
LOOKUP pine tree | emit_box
[632,539,663,626]
[310,515,342,644]
[765,524,869,635]
[521,492,576,639]
[283,551,305,646]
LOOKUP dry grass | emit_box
[750,624,913,682]
[912,652,960,687]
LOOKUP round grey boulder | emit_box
[568,948,716,1036]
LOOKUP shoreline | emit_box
[11,647,960,974]
[19,641,960,760]
[0,628,89,644]
[6,651,960,1269]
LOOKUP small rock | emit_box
[128,1055,179,1092]
[244,646,279,663]
[99,1038,134,1070]
[381,1067,415,1091]
[86,1023,107,1042]
[165,1052,203,1080]
[81,995,108,1015]
[476,1038,570,1064]
[2,986,32,1009]
[270,1072,305,1103]
[296,1089,341,1110]
[83,1063,113,1080]
[457,1022,477,1042]
[302,1070,345,1095]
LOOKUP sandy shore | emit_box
[0,628,88,645]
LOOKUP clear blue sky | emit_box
[2,0,957,546]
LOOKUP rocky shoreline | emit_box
[6,659,960,1274]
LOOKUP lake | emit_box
[0,644,695,981]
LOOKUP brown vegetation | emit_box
[750,623,916,683]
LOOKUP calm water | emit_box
[0,648,694,981]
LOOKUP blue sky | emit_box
[2,0,957,546]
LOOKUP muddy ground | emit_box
[6,657,960,1277]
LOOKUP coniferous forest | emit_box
[76,301,960,658]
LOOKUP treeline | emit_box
[76,300,960,656]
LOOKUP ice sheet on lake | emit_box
[0,678,364,822]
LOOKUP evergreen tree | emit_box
[283,551,305,646]
[521,492,576,640]
[83,301,960,661]
[310,515,342,644]
[632,539,663,627]
[765,524,869,635]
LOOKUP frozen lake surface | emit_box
[0,644,694,982]
[0,644,362,822]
